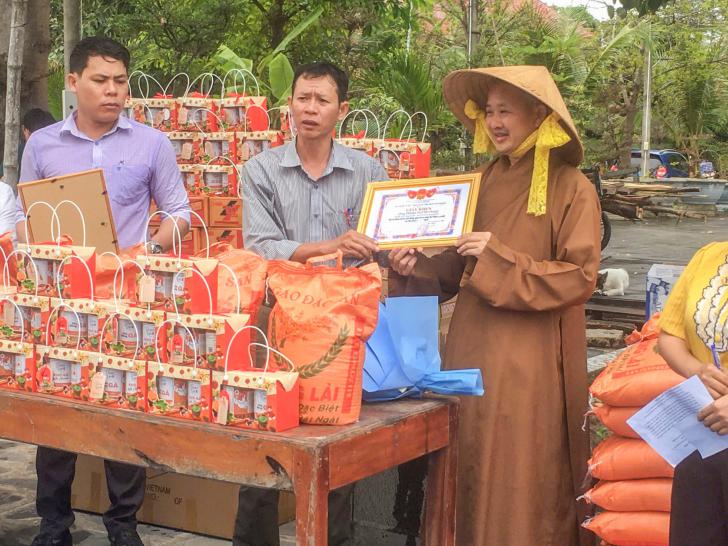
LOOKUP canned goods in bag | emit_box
[124,371,138,396]
[253,390,268,417]
[0,353,13,376]
[50,359,71,387]
[154,272,172,303]
[62,310,87,345]
[118,319,141,353]
[34,259,53,291]
[14,355,27,376]
[70,362,82,384]
[188,380,202,405]
[158,376,175,405]
[104,369,124,398]
[87,315,99,337]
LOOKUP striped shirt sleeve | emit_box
[242,158,301,260]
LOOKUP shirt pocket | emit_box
[107,165,150,206]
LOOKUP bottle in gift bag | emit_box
[62,310,87,347]
[173,379,188,407]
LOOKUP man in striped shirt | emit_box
[237,63,387,546]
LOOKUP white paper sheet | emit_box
[627,375,728,466]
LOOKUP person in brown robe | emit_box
[389,66,601,545]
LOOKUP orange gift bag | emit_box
[266,253,381,425]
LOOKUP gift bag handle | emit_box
[222,68,261,98]
[127,70,164,99]
[55,255,95,304]
[98,251,124,305]
[243,104,271,133]
[382,109,413,141]
[409,111,429,143]
[1,297,26,343]
[338,109,381,140]
[111,259,148,313]
[172,267,214,321]
[98,310,142,360]
[52,200,87,248]
[266,106,292,133]
[4,249,40,300]
[163,72,191,98]
[155,318,200,373]
[45,302,83,352]
[23,201,61,247]
[190,107,225,137]
[205,156,244,203]
[185,72,224,98]
[144,211,183,261]
[217,263,242,314]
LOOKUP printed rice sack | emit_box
[200,243,267,317]
[590,336,683,407]
[267,255,381,425]
[583,510,669,546]
[583,478,672,512]
[592,404,641,438]
[589,436,674,481]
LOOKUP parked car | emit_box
[630,149,689,178]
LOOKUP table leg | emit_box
[293,448,329,546]
[423,403,458,546]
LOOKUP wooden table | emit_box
[0,390,458,546]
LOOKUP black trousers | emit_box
[36,446,146,538]
[233,484,354,546]
[670,449,728,546]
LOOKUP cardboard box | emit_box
[646,264,685,319]
[71,454,295,540]
[209,228,243,249]
[149,197,207,227]
[208,197,242,227]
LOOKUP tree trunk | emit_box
[3,0,28,189]
[0,0,50,162]
[63,0,81,76]
[617,90,640,169]
[24,0,51,108]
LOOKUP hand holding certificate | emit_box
[357,174,481,249]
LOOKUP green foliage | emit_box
[268,53,294,105]
[43,0,728,173]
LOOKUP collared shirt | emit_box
[17,113,190,249]
[242,139,389,260]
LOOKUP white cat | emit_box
[595,268,630,296]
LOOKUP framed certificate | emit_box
[357,174,481,248]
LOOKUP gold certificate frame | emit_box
[357,173,481,249]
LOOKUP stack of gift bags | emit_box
[583,315,684,546]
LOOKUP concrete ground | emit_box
[0,213,724,546]
[600,213,727,299]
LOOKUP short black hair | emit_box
[292,62,349,102]
[69,36,130,75]
[22,108,56,133]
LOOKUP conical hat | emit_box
[443,65,583,165]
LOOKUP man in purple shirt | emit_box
[17,37,190,546]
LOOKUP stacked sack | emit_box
[583,315,683,546]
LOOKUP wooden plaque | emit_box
[18,168,118,253]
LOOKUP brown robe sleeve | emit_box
[388,248,467,302]
[465,175,601,312]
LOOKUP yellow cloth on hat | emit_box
[464,99,572,216]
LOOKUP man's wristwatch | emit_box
[146,241,163,254]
